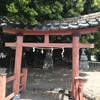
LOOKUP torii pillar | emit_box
[13,33,23,94]
[71,33,81,99]
[71,33,94,100]
[72,33,80,79]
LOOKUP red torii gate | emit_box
[0,12,100,100]
[2,26,97,99]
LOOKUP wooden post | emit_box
[74,77,84,100]
[44,34,49,44]
[21,68,28,90]
[13,33,23,94]
[72,33,80,98]
[0,73,6,100]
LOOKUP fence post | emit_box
[0,73,7,100]
[21,68,28,90]
[74,77,84,100]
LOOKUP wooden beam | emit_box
[5,42,73,48]
[6,75,16,83]
[5,93,15,100]
[22,43,73,48]
[5,42,94,49]
[80,43,94,48]
[5,43,16,47]
[3,26,99,35]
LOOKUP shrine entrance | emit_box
[0,12,100,100]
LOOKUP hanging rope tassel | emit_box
[33,47,35,52]
[61,48,65,57]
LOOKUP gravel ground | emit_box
[20,67,100,100]
[80,69,100,99]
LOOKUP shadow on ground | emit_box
[20,66,98,100]
[20,67,72,100]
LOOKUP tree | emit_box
[6,0,63,24]
[6,0,87,23]
[83,0,100,14]
[6,0,38,24]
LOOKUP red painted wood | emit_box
[5,42,94,49]
[3,26,99,35]
[3,25,97,100]
[72,35,80,98]
[6,75,16,83]
[5,42,73,48]
[21,68,28,90]
[13,35,23,94]
[5,43,15,47]
[74,77,84,100]
[0,74,6,100]
[5,93,15,100]
[72,36,80,77]
[20,73,24,77]
[80,43,94,48]
[22,43,73,48]
[44,34,49,43]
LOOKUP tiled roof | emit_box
[0,12,100,31]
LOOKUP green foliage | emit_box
[6,0,38,24]
[83,0,100,13]
[1,0,100,22]
[5,0,86,23]
[34,1,63,21]
[61,0,86,17]
[5,0,64,23]
[7,3,18,13]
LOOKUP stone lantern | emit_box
[80,49,89,70]
[43,50,53,69]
